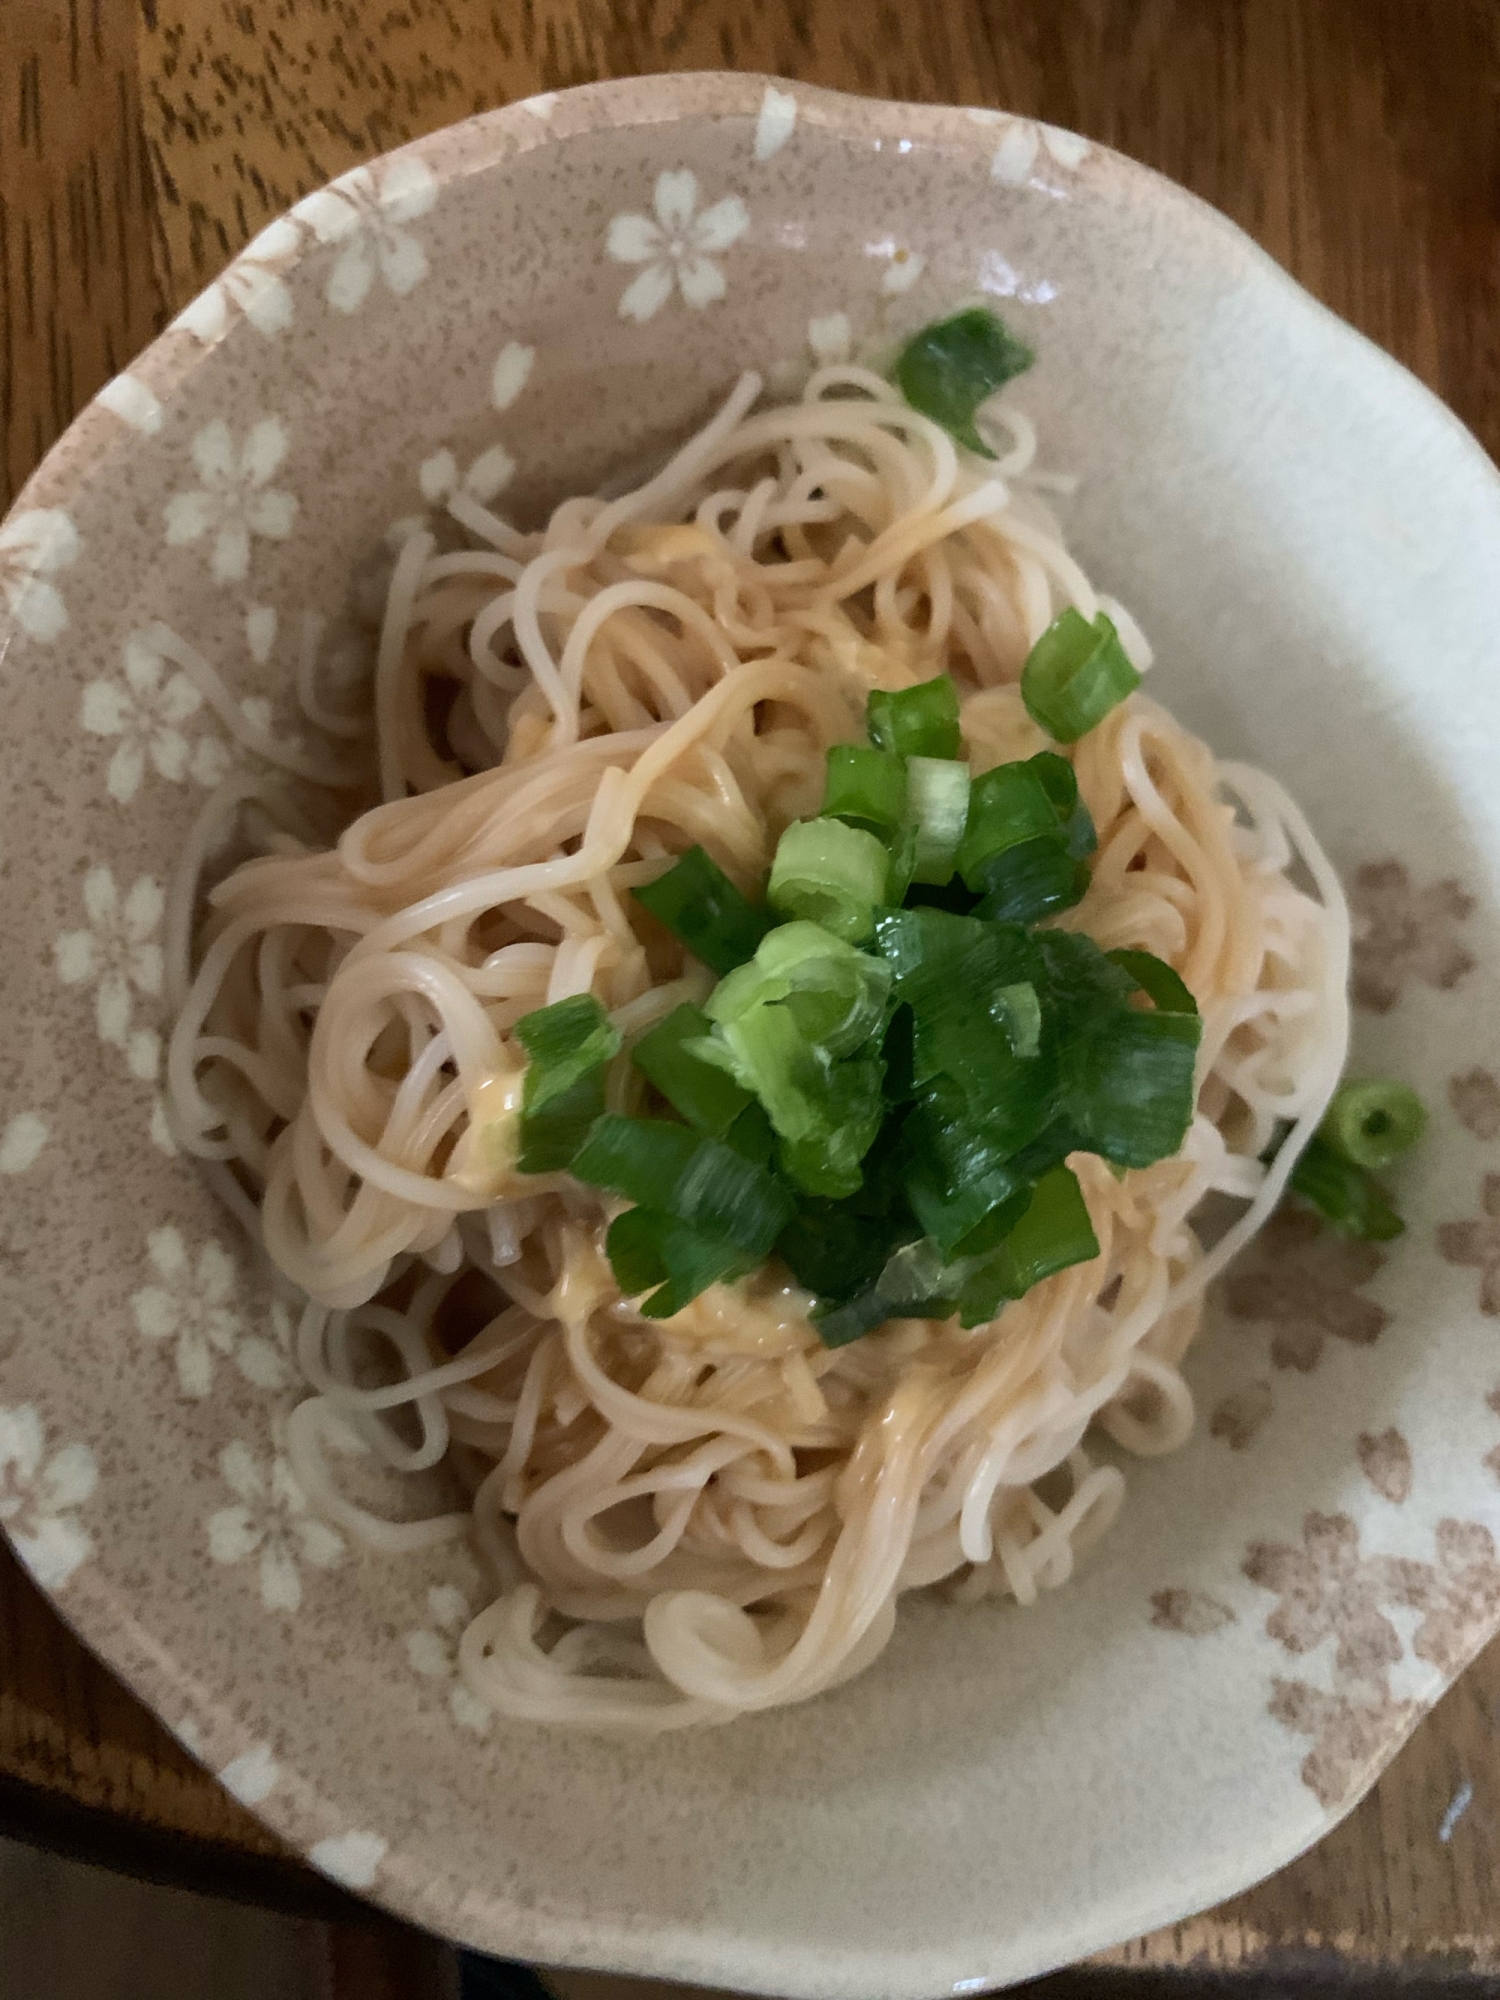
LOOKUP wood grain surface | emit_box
[4,0,1500,1981]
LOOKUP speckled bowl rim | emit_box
[5,70,1500,2000]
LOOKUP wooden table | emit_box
[5,0,1500,1985]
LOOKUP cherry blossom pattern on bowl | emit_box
[2,70,1500,2000]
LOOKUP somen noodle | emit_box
[163,360,1350,1730]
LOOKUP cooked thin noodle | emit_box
[165,369,1349,1729]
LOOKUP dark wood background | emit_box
[5,0,1500,1983]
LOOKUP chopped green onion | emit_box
[905,756,971,885]
[1108,949,1199,1016]
[631,1003,752,1136]
[724,1101,776,1166]
[867,676,962,760]
[955,1166,1100,1326]
[514,994,622,1174]
[768,818,891,942]
[973,839,1090,925]
[821,744,908,839]
[571,1114,699,1210]
[517,1072,608,1175]
[606,1207,758,1318]
[707,921,891,1058]
[572,1114,794,1257]
[1289,1132,1404,1242]
[634,846,771,976]
[1029,751,1098,860]
[1319,1079,1427,1172]
[956,753,1096,897]
[1021,608,1142,743]
[515,994,621,1110]
[1058,1007,1201,1169]
[884,819,919,907]
[699,924,891,1198]
[894,308,1035,458]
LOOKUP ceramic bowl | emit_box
[4,72,1500,2000]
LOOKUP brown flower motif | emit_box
[1243,1510,1414,1685]
[1438,1175,1500,1315]
[1268,1677,1420,1809]
[1225,1208,1388,1372]
[1150,1588,1237,1636]
[1209,1381,1274,1450]
[1451,1068,1500,1141]
[1356,1427,1413,1504]
[1349,860,1474,1015]
[1385,1518,1500,1676]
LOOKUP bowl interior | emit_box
[4,74,1500,2000]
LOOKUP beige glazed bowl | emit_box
[4,72,1500,1999]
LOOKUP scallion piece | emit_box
[894,308,1035,458]
[1108,949,1199,1016]
[866,676,962,760]
[1021,608,1142,743]
[1319,1079,1427,1172]
[515,994,621,1108]
[956,1166,1100,1326]
[821,744,908,840]
[767,818,891,942]
[631,1003,752,1137]
[572,1114,793,1258]
[1289,1132,1404,1242]
[905,756,971,885]
[973,839,1090,925]
[956,753,1096,895]
[1058,1008,1201,1169]
[606,1207,758,1319]
[514,994,622,1174]
[634,846,771,976]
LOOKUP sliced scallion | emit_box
[905,755,971,885]
[821,744,908,840]
[1022,608,1141,743]
[1289,1132,1404,1242]
[514,994,622,1174]
[767,818,891,942]
[1319,1079,1427,1172]
[630,1003,752,1137]
[894,308,1035,458]
[634,845,771,976]
[606,1207,758,1319]
[572,1114,794,1257]
[867,676,962,760]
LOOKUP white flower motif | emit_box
[309,1830,386,1889]
[0,1113,48,1174]
[55,863,163,1049]
[296,156,438,314]
[989,117,1090,188]
[606,170,750,323]
[164,419,297,585]
[206,1436,344,1613]
[96,373,163,433]
[0,1405,97,1589]
[808,312,853,365]
[754,84,798,162]
[405,1585,490,1734]
[880,248,926,295]
[490,341,535,411]
[132,1226,246,1398]
[0,507,79,643]
[81,630,225,803]
[173,217,300,343]
[218,1741,281,1806]
[418,443,515,507]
